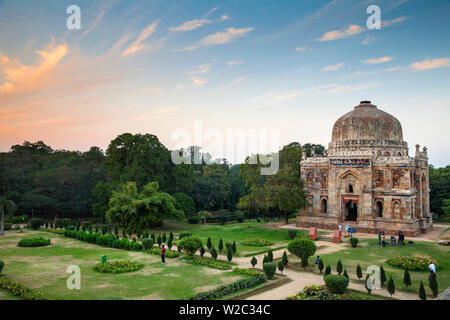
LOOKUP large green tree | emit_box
[106,181,183,231]
[429,165,450,217]
[0,196,16,235]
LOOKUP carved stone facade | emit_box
[296,101,432,236]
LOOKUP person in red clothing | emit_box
[161,244,166,264]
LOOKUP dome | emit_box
[332,101,404,143]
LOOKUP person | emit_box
[345,223,350,237]
[315,256,320,265]
[161,244,166,264]
[338,224,342,234]
[429,262,436,274]
[378,231,382,245]
[390,235,397,246]
[382,232,386,247]
[398,231,405,246]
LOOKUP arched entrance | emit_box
[345,200,358,221]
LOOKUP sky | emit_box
[0,0,449,166]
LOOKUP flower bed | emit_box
[147,247,180,258]
[93,260,144,273]
[18,237,51,247]
[191,275,266,300]
[187,257,232,270]
[0,276,47,300]
[240,238,273,247]
[386,255,438,271]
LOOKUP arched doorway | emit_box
[376,201,383,217]
[345,200,358,221]
[321,199,327,214]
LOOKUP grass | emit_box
[0,230,245,300]
[153,221,308,255]
[315,238,450,297]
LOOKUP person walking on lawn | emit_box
[161,244,166,264]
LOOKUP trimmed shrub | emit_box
[429,272,438,297]
[403,269,411,289]
[191,275,266,300]
[211,247,217,260]
[251,256,257,268]
[278,261,284,274]
[101,225,108,235]
[356,264,363,280]
[232,241,237,255]
[227,248,233,262]
[200,246,205,257]
[349,237,359,248]
[336,260,343,275]
[387,276,395,297]
[365,274,372,294]
[282,251,289,266]
[263,263,277,279]
[218,238,224,252]
[380,265,386,286]
[288,230,297,239]
[318,258,324,274]
[18,237,50,247]
[157,235,162,247]
[177,236,203,256]
[324,265,331,277]
[142,238,155,250]
[419,281,426,300]
[287,238,317,268]
[324,275,349,294]
[343,269,349,279]
[0,261,4,274]
[206,237,212,250]
[387,255,438,271]
[241,238,273,247]
[93,260,144,273]
[30,218,44,230]
[64,229,142,251]
[267,249,273,262]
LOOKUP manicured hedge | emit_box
[324,275,349,294]
[0,276,47,300]
[147,247,180,258]
[191,275,266,300]
[93,260,144,273]
[232,267,262,277]
[64,230,142,251]
[241,238,273,247]
[187,257,232,270]
[18,237,51,247]
[39,228,65,235]
[262,263,277,279]
[386,255,438,271]
[30,218,44,230]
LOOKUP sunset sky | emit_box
[0,0,449,166]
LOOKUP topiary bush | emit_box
[142,238,155,250]
[0,260,4,274]
[287,238,317,268]
[18,237,51,247]
[288,230,297,239]
[30,218,44,230]
[349,237,359,248]
[263,263,277,279]
[178,232,192,239]
[324,274,349,294]
[177,236,203,256]
[93,260,144,273]
[147,247,179,258]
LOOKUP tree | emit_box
[206,237,212,250]
[419,281,426,300]
[211,247,218,260]
[287,238,317,269]
[318,258,324,274]
[267,249,273,262]
[343,269,349,279]
[282,251,289,267]
[198,211,212,224]
[251,256,257,268]
[226,248,233,262]
[200,246,205,257]
[263,255,269,264]
[172,192,196,217]
[403,269,412,289]
[429,165,450,217]
[106,182,183,231]
[365,274,372,295]
[429,272,438,297]
[218,238,224,252]
[278,261,284,274]
[162,233,167,243]
[232,241,237,255]
[356,264,363,280]
[0,196,16,236]
[380,265,387,286]
[336,260,343,275]
[324,265,331,277]
[177,236,203,256]
[157,235,162,248]
[167,237,173,250]
[387,276,395,297]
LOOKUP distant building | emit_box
[297,101,432,236]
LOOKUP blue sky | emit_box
[0,0,449,166]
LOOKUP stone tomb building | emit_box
[296,101,432,236]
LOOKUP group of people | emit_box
[378,230,405,247]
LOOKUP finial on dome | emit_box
[360,100,371,104]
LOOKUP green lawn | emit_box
[0,230,245,300]
[153,221,309,255]
[316,238,450,296]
